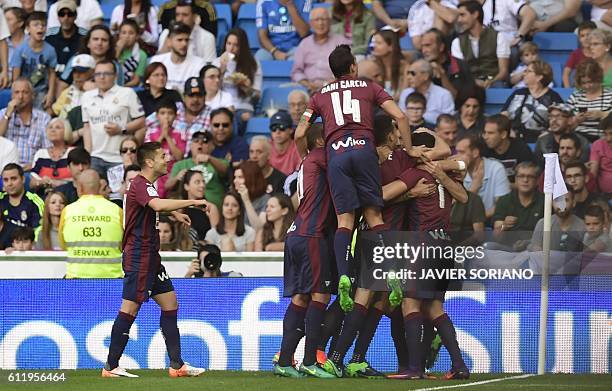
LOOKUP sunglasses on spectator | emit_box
[192,137,208,143]
[271,125,289,132]
[50,162,59,177]
[212,122,231,128]
[58,11,76,17]
[121,147,137,154]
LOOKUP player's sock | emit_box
[404,312,425,372]
[389,308,410,370]
[303,300,328,366]
[319,298,345,352]
[107,311,135,369]
[433,313,466,370]
[421,318,434,371]
[328,303,368,364]
[278,303,307,367]
[350,307,383,363]
[160,310,184,370]
[334,227,353,277]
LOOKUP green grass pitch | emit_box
[1,371,610,391]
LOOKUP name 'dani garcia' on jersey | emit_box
[321,79,368,94]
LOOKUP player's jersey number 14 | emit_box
[331,90,361,126]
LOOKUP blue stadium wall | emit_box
[0,278,610,373]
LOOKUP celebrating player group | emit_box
[276,44,471,380]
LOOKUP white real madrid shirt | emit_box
[81,85,145,164]
[482,0,526,41]
[148,52,206,94]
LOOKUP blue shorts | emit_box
[327,136,383,214]
[122,263,175,304]
[283,235,337,297]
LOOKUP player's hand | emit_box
[104,122,122,135]
[192,199,210,212]
[173,211,192,227]
[407,145,432,161]
[420,160,446,180]
[407,178,436,198]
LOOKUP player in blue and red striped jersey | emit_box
[102,142,209,379]
[275,124,337,379]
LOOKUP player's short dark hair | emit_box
[11,226,34,242]
[564,161,587,175]
[137,142,162,167]
[329,44,355,79]
[600,112,612,130]
[2,163,24,177]
[169,21,192,36]
[210,107,234,122]
[156,97,177,113]
[26,11,47,26]
[374,114,395,147]
[405,92,427,108]
[67,147,91,166]
[457,133,484,154]
[412,131,436,148]
[584,204,605,221]
[436,113,457,127]
[485,114,511,135]
[459,0,484,25]
[306,123,324,151]
[120,18,141,34]
[123,164,141,181]
[559,133,581,149]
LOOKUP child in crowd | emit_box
[10,11,57,110]
[563,21,597,88]
[583,205,611,252]
[510,42,552,88]
[405,92,434,131]
[115,19,148,87]
[6,227,35,253]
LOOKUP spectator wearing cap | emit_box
[52,54,95,119]
[54,147,91,204]
[46,0,84,78]
[249,135,286,194]
[149,22,206,94]
[291,7,351,94]
[255,0,311,62]
[136,62,182,117]
[157,0,216,63]
[210,108,249,169]
[268,110,301,176]
[534,103,591,167]
[47,0,103,33]
[81,60,145,175]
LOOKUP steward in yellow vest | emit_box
[59,169,123,278]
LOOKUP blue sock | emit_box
[404,312,424,373]
[303,300,327,366]
[278,303,307,367]
[329,303,368,365]
[433,313,466,370]
[334,227,353,277]
[107,311,135,370]
[161,310,184,369]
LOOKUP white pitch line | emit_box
[414,374,537,391]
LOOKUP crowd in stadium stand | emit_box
[0,0,611,260]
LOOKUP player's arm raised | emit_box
[148,198,209,213]
[294,109,314,159]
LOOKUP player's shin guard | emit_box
[328,303,368,365]
[319,299,344,353]
[389,308,410,371]
[278,303,307,367]
[404,312,425,373]
[303,300,328,366]
[432,313,467,370]
[334,227,353,277]
[107,311,135,370]
[350,307,383,363]
[161,310,184,370]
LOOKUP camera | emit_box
[199,244,222,272]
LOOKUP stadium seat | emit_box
[554,87,573,101]
[484,88,513,115]
[313,3,331,9]
[236,4,260,51]
[550,62,563,88]
[533,32,577,64]
[258,85,307,115]
[261,60,294,89]
[215,3,233,52]
[245,117,271,144]
[0,89,10,110]
[100,0,123,25]
[400,34,414,50]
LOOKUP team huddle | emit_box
[276,44,470,380]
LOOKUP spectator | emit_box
[370,29,406,98]
[330,0,375,57]
[47,0,103,33]
[357,58,385,86]
[249,135,287,194]
[456,133,511,218]
[535,103,590,167]
[0,135,18,171]
[234,160,270,230]
[167,131,228,209]
[292,7,350,94]
[455,84,486,139]
[115,19,148,87]
[450,190,486,244]
[118,163,141,199]
[106,137,139,201]
[0,208,16,249]
[404,92,435,131]
[35,190,66,250]
[529,190,585,252]
[158,0,218,36]
[0,12,9,88]
[205,191,255,252]
[157,1,216,62]
[563,21,597,88]
[407,0,458,50]
[11,11,57,111]
[82,60,145,175]
[501,60,562,142]
[510,42,551,89]
[435,114,459,150]
[185,243,243,277]
[5,7,25,80]
[210,108,249,168]
[586,29,612,88]
[0,163,44,233]
[491,161,544,251]
[589,113,612,194]
[371,0,410,30]
[136,62,182,117]
[213,28,262,135]
[567,59,612,142]
[255,193,294,251]
[583,205,611,252]
[268,110,301,176]
[200,64,234,111]
[110,0,160,52]
[565,161,607,219]
[255,0,311,61]
[480,0,536,52]
[30,118,73,192]
[180,169,220,249]
[159,215,178,251]
[149,22,206,94]
[6,226,35,252]
[530,0,582,33]
[452,1,510,89]
[54,147,90,204]
[0,78,51,170]
[399,59,455,124]
[45,1,83,79]
[419,28,473,98]
[52,54,95,119]
[287,89,309,126]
